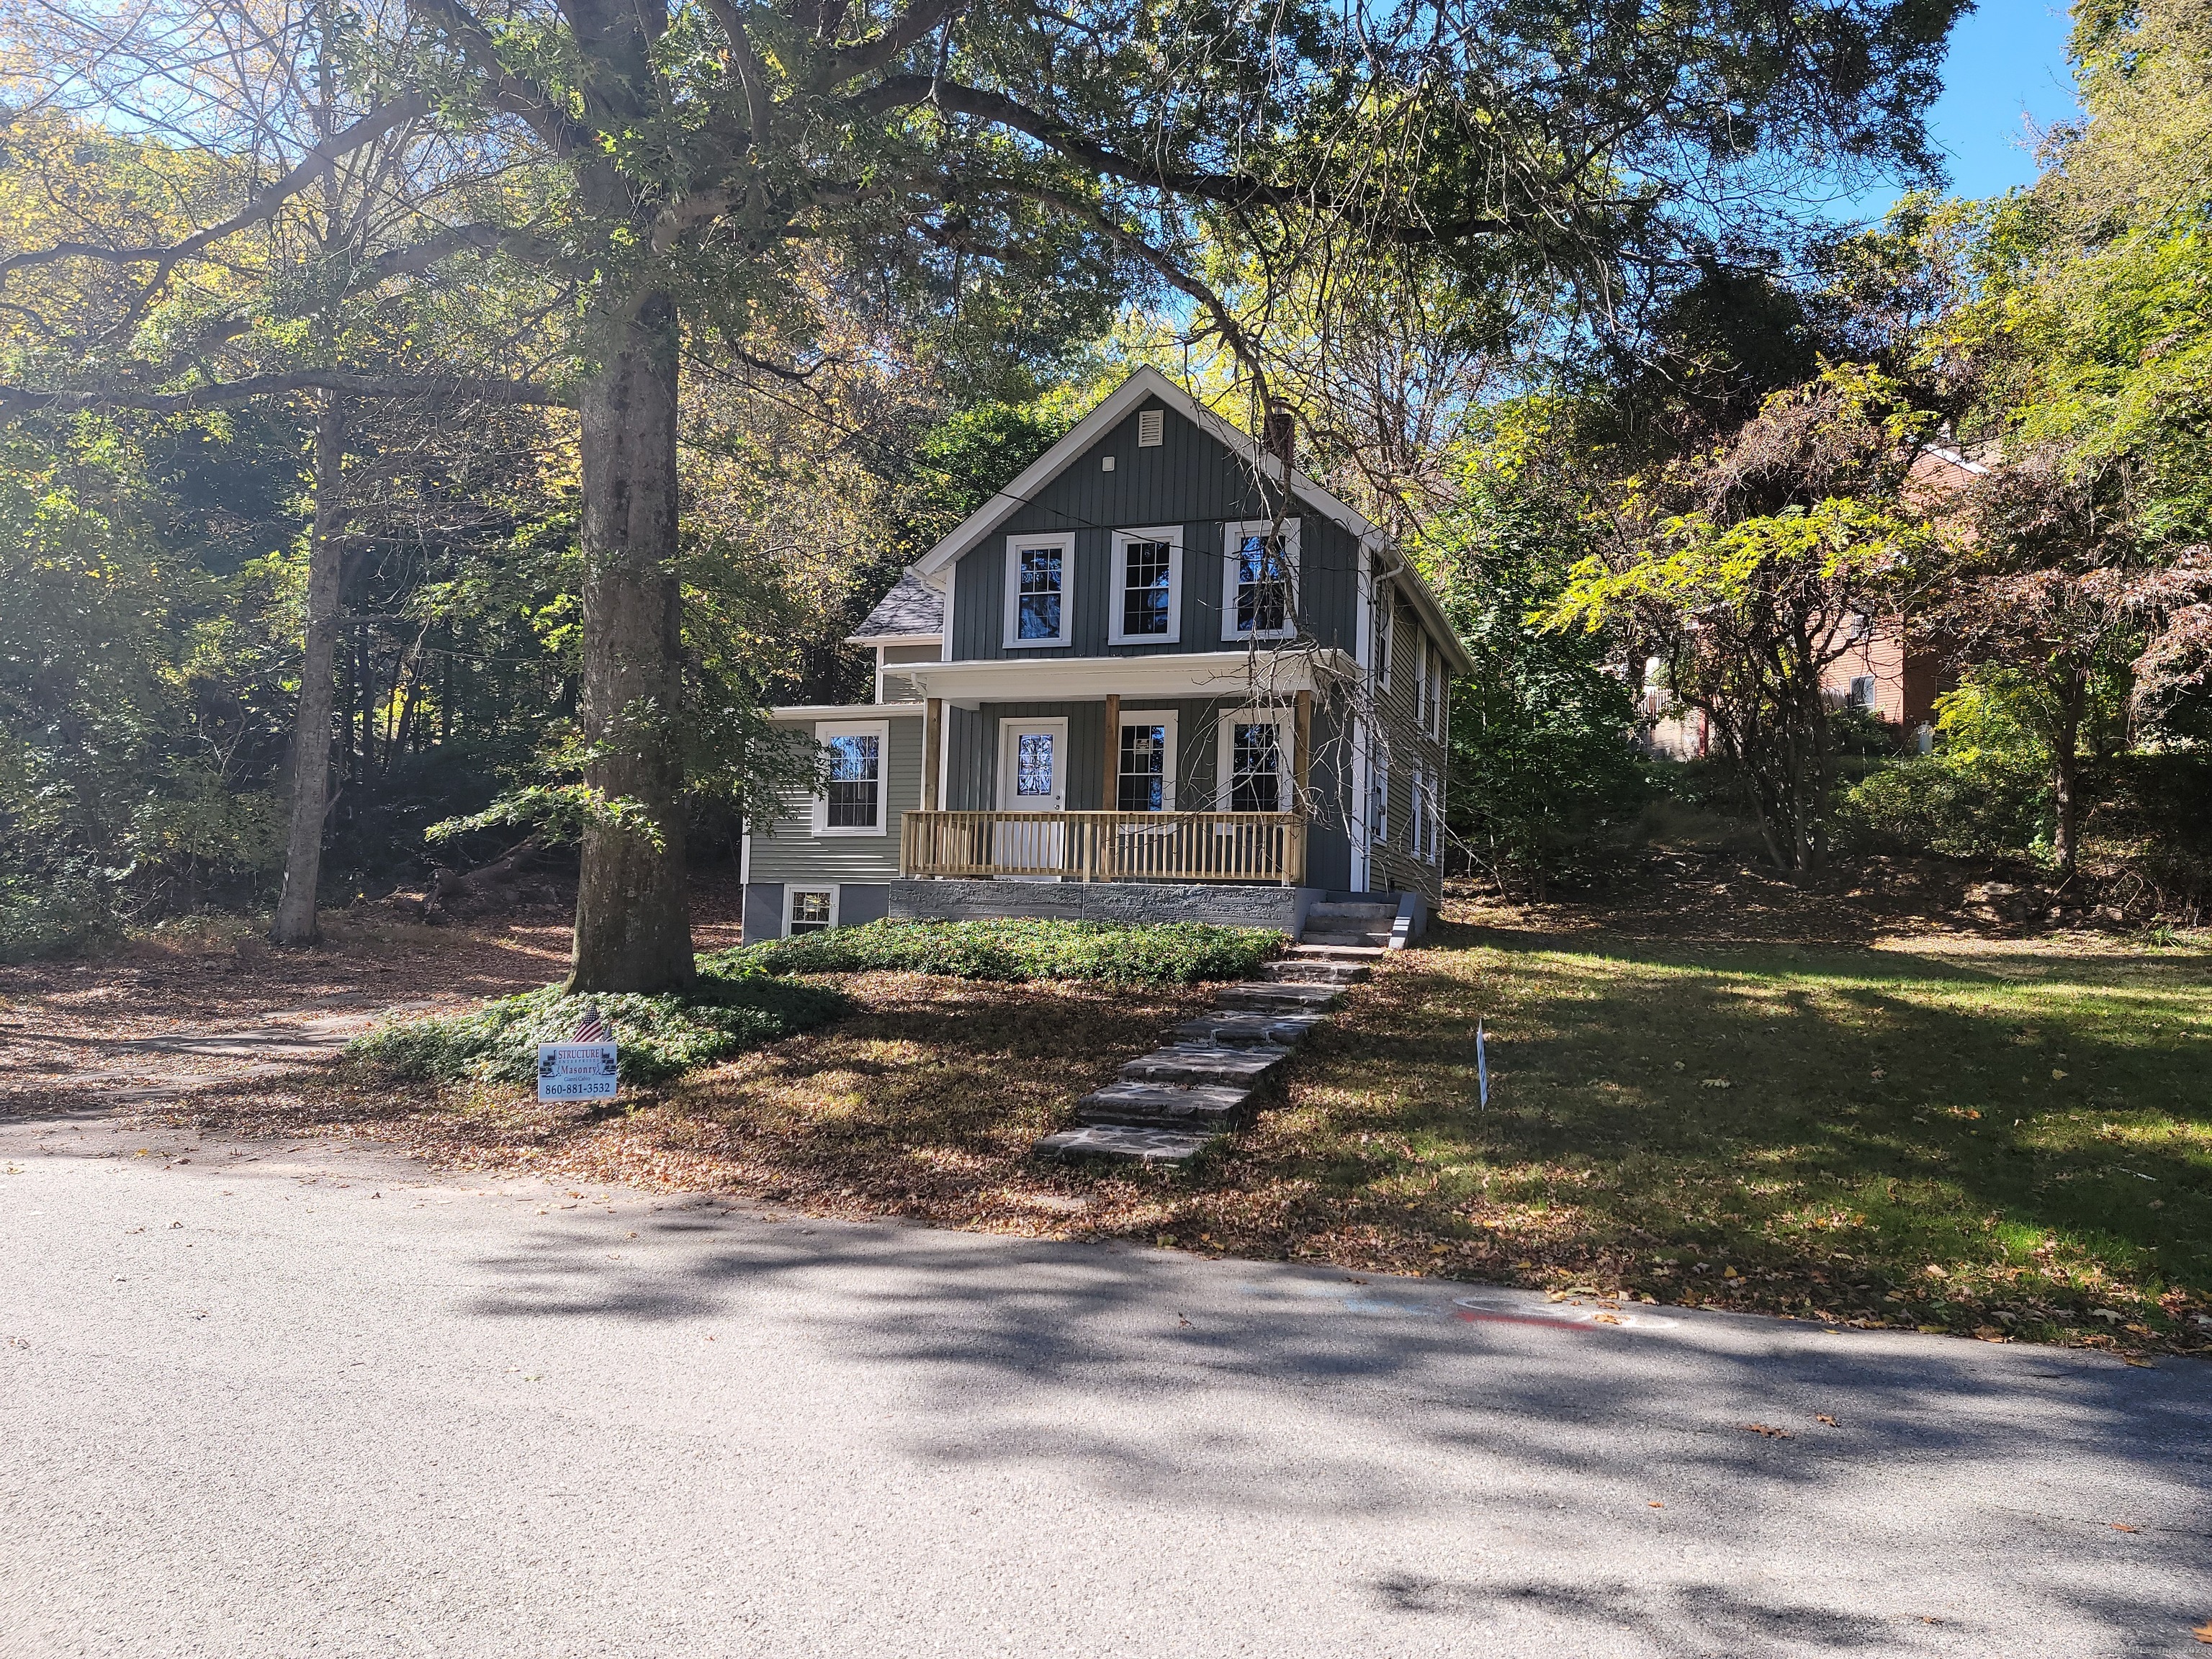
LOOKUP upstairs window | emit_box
[1111,527,1182,644]
[814,721,889,835]
[1222,518,1299,642]
[1003,533,1074,648]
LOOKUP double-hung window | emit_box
[813,720,889,835]
[1116,710,1178,811]
[786,886,838,935]
[1110,527,1182,645]
[1217,709,1290,813]
[1367,742,1390,848]
[1003,532,1074,648]
[1221,518,1299,642]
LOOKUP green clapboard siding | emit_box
[746,714,924,884]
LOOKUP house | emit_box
[738,366,1472,944]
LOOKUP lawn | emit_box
[115,907,2212,1358]
[1267,921,2211,1354]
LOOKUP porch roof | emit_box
[879,648,1355,707]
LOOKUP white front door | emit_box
[996,717,1068,876]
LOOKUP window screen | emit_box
[824,733,880,827]
[1121,540,1173,637]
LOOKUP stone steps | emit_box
[1259,958,1370,984]
[1213,981,1344,1013]
[1071,1080,1249,1129]
[1038,910,1391,1164]
[1120,1042,1292,1088]
[1172,1010,1326,1047]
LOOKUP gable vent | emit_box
[1137,408,1164,447]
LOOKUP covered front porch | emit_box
[901,808,1308,884]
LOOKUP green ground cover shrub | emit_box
[347,963,846,1087]
[1835,752,2049,859]
[0,876,121,963]
[716,917,1282,984]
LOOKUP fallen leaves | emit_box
[1740,1422,1791,1439]
[1815,1413,1839,1427]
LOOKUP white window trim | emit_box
[1003,531,1076,649]
[1215,707,1293,813]
[1368,740,1390,848]
[1375,591,1393,691]
[1415,634,1430,729]
[1220,518,1300,643]
[1410,764,1426,864]
[1115,708,1179,812]
[811,719,890,836]
[1108,526,1183,646]
[785,884,840,936]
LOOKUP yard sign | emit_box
[538,1010,618,1102]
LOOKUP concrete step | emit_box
[1037,1124,1217,1163]
[1073,1080,1249,1128]
[1260,958,1370,984]
[1172,1010,1326,1047]
[1307,900,1395,922]
[1300,928,1392,949]
[1290,942,1385,959]
[1122,1043,1291,1088]
[1214,981,1344,1012]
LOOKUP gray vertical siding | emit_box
[950,397,1362,662]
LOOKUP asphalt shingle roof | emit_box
[850,569,943,638]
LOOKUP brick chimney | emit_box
[1262,403,1295,469]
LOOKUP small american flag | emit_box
[572,1007,608,1043]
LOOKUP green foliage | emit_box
[714,918,1282,985]
[345,964,847,1087]
[0,876,120,963]
[1415,408,1646,886]
[1835,752,2050,859]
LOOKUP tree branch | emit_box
[0,370,574,417]
[407,0,595,157]
[0,94,431,283]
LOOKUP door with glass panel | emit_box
[994,717,1068,876]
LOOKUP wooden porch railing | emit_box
[901,810,1308,886]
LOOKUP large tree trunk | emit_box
[568,292,694,992]
[269,393,347,946]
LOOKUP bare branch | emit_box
[0,370,573,416]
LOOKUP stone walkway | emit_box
[1036,900,1396,1162]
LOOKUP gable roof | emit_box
[910,365,1473,673]
[848,569,943,642]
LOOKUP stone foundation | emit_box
[889,878,1321,935]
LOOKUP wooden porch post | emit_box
[1290,690,1312,886]
[1101,693,1120,811]
[922,698,942,811]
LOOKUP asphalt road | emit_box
[4,1110,2207,1658]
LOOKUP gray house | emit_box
[739,366,1470,943]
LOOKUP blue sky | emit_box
[1864,0,2082,212]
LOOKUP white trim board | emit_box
[1002,530,1076,650]
[1108,525,1183,647]
[811,719,890,837]
[899,647,1353,706]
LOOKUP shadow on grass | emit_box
[1297,925,2212,1327]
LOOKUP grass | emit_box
[715,917,1283,984]
[185,904,2209,1358]
[1269,923,2212,1353]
